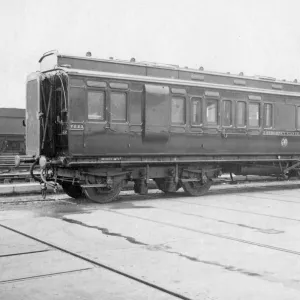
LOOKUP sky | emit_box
[1,0,300,108]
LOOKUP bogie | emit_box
[53,164,218,203]
[154,178,181,194]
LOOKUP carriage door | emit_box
[84,85,109,155]
[68,78,86,155]
[143,85,170,143]
[107,83,130,154]
[26,72,41,157]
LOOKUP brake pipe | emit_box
[30,159,42,183]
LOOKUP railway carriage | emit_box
[17,50,300,202]
[0,108,25,155]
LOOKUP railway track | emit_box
[0,176,298,205]
[97,205,300,257]
[0,172,35,184]
[2,180,299,299]
[0,155,34,183]
[0,155,294,185]
[0,222,192,300]
[0,154,28,170]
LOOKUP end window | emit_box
[110,92,127,122]
[264,103,273,128]
[237,101,246,127]
[172,97,185,125]
[249,102,260,127]
[191,98,202,125]
[88,91,105,120]
[206,99,218,125]
[297,107,300,129]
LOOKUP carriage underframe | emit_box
[33,155,300,203]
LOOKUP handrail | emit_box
[38,50,58,63]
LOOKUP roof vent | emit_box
[109,57,114,60]
[130,57,136,62]
[199,66,204,71]
[234,79,246,86]
[139,61,178,69]
[272,84,283,90]
[294,79,298,83]
[258,75,276,81]
[86,51,92,57]
[239,72,244,76]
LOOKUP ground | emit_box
[1,181,300,300]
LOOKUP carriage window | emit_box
[206,99,218,124]
[249,102,260,127]
[111,92,127,122]
[172,97,185,124]
[264,103,273,128]
[191,98,202,125]
[223,100,232,126]
[88,91,105,120]
[237,101,246,127]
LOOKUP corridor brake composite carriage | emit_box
[16,50,300,203]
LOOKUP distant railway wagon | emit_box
[0,108,25,155]
[17,50,300,202]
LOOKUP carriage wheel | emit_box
[83,176,123,204]
[181,178,212,196]
[61,182,83,199]
[154,178,181,194]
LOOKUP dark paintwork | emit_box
[24,52,300,164]
[62,74,300,159]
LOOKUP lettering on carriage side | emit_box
[100,157,122,161]
[69,124,84,130]
[263,130,300,136]
[281,138,288,147]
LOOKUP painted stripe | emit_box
[57,68,300,98]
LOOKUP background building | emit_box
[0,108,25,154]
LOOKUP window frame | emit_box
[205,98,219,126]
[109,90,128,123]
[248,101,261,128]
[263,103,273,129]
[236,101,247,128]
[190,97,203,127]
[222,99,233,127]
[87,89,106,122]
[171,96,186,126]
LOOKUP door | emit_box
[68,85,85,155]
[144,84,170,143]
[84,89,109,155]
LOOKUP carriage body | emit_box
[23,51,300,202]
